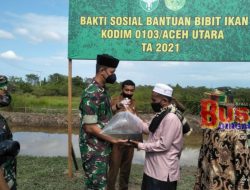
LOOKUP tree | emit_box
[72,76,83,86]
[25,74,39,86]
[72,76,85,96]
[48,73,67,84]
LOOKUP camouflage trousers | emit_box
[80,148,110,190]
[2,159,17,190]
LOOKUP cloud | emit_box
[43,31,61,41]
[11,13,68,43]
[188,74,220,81]
[156,61,191,67]
[0,29,14,39]
[15,28,29,35]
[51,56,66,60]
[0,50,23,60]
[119,61,136,68]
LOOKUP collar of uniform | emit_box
[92,78,106,91]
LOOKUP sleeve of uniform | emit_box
[138,113,182,152]
[80,91,100,124]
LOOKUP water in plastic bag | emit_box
[101,111,143,141]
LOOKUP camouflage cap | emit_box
[0,75,11,107]
[0,75,8,90]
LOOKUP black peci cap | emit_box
[97,54,119,68]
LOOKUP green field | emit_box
[16,156,196,190]
[8,95,80,113]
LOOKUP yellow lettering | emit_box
[225,16,249,26]
[80,16,107,25]
[101,30,132,39]
[110,17,143,26]
[161,30,189,39]
[146,17,191,26]
[195,17,221,26]
[192,30,224,40]
[80,17,86,25]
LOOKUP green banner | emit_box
[68,0,250,61]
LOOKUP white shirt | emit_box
[138,112,183,182]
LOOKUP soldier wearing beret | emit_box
[79,54,127,190]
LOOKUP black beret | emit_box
[97,54,119,68]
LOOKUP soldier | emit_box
[79,54,127,190]
[0,75,19,190]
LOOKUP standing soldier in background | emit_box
[79,54,127,190]
[0,75,20,190]
[107,80,137,190]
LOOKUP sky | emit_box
[0,0,250,88]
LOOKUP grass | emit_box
[17,156,83,190]
[10,95,80,113]
[16,156,196,190]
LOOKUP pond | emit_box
[12,127,202,167]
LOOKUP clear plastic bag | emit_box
[101,111,143,141]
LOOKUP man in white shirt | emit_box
[131,83,183,190]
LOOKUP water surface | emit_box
[12,127,201,166]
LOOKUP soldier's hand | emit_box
[112,139,128,144]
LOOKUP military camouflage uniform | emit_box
[1,159,16,189]
[79,80,113,190]
[1,75,17,190]
[0,114,17,190]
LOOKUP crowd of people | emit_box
[78,54,250,190]
[1,53,249,190]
